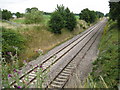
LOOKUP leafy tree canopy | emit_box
[2,9,12,20]
[109,1,120,28]
[25,9,44,24]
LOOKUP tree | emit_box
[2,9,12,20]
[109,1,120,28]
[49,5,77,34]
[65,8,77,31]
[25,7,38,13]
[49,11,64,34]
[26,8,31,13]
[105,13,109,17]
[15,12,24,18]
[79,8,97,23]
[25,9,44,24]
[96,11,104,18]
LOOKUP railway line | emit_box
[9,18,107,88]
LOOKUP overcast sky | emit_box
[0,0,110,14]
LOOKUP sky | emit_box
[0,0,110,14]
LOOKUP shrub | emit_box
[49,5,77,34]
[49,11,64,34]
[2,27,25,61]
[24,9,44,24]
[65,8,77,31]
[1,9,12,20]
[79,8,97,23]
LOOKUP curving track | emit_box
[9,18,107,88]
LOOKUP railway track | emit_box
[9,18,107,88]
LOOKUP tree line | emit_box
[1,5,104,33]
[79,8,104,23]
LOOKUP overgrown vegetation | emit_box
[2,27,25,62]
[49,5,77,34]
[1,48,47,88]
[24,9,44,24]
[90,21,119,88]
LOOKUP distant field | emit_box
[75,15,79,20]
[11,15,79,24]
[11,18,25,24]
[43,15,51,24]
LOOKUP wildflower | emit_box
[8,74,12,77]
[34,69,37,72]
[13,69,17,72]
[18,71,21,74]
[14,85,21,88]
[34,50,38,53]
[40,65,42,68]
[7,52,12,55]
[23,60,27,63]
[17,86,21,89]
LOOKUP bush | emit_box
[1,9,12,20]
[49,5,77,34]
[24,9,44,24]
[79,8,97,23]
[2,27,25,61]
[49,11,64,34]
[65,8,77,31]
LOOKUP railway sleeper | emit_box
[62,70,71,74]
[65,66,73,70]
[56,78,67,82]
[58,75,68,79]
[52,80,65,85]
[60,72,70,76]
[50,83,62,88]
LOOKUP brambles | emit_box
[2,27,25,61]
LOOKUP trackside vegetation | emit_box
[1,5,105,89]
[2,28,25,62]
[85,21,119,88]
[109,1,120,29]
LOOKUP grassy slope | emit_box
[9,15,88,63]
[90,20,119,88]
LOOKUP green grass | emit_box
[89,20,119,88]
[2,14,88,67]
[75,15,79,20]
[11,18,25,24]
[43,15,51,25]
